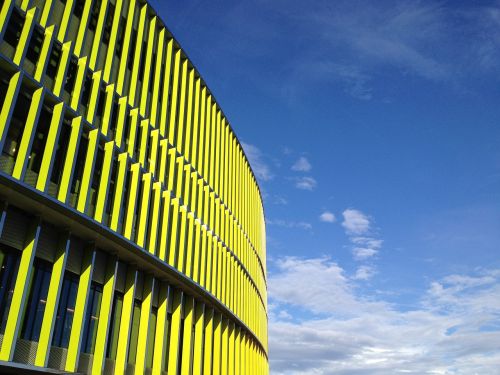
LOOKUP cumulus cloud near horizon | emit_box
[268,256,500,374]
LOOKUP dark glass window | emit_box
[72,0,86,19]
[0,246,21,334]
[1,89,32,175]
[25,26,44,64]
[3,8,24,49]
[80,72,93,110]
[102,3,115,45]
[81,281,103,354]
[21,258,52,342]
[46,43,62,80]
[145,307,157,369]
[127,300,141,364]
[64,57,78,95]
[25,103,52,186]
[88,0,102,32]
[104,159,118,227]
[115,16,126,56]
[86,142,105,217]
[68,130,89,208]
[105,291,123,359]
[52,271,78,348]
[48,115,71,197]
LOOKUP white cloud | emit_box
[241,142,273,181]
[292,156,312,172]
[295,176,317,190]
[342,209,370,235]
[269,257,500,374]
[353,265,377,280]
[352,247,378,261]
[319,211,336,223]
[268,219,312,231]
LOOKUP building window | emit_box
[106,291,123,359]
[20,258,52,342]
[81,281,103,354]
[51,271,79,348]
[127,299,141,364]
[0,245,21,335]
[2,8,24,50]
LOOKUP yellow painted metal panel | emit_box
[176,206,187,272]
[0,0,13,35]
[135,276,155,375]
[148,182,162,255]
[197,87,206,175]
[175,59,188,152]
[159,39,173,137]
[167,198,180,266]
[74,0,94,57]
[57,116,82,203]
[185,213,194,277]
[85,70,102,124]
[34,25,54,82]
[124,162,140,240]
[70,56,88,110]
[158,191,171,262]
[115,267,138,374]
[138,119,149,167]
[212,312,222,375]
[91,257,119,374]
[192,219,201,283]
[12,88,44,180]
[149,129,159,177]
[184,68,194,158]
[114,96,128,148]
[94,141,114,223]
[150,28,165,128]
[0,220,40,361]
[128,4,147,106]
[180,295,194,375]
[56,0,74,42]
[65,248,97,372]
[167,50,181,143]
[228,321,235,375]
[166,289,183,375]
[203,308,214,375]
[36,102,64,192]
[88,0,109,70]
[127,108,139,158]
[13,7,35,65]
[192,302,205,375]
[110,152,128,231]
[116,0,137,94]
[235,326,241,375]
[34,233,70,367]
[152,283,170,374]
[221,318,228,375]
[137,172,152,248]
[140,16,156,116]
[158,139,168,186]
[199,225,208,288]
[102,0,124,80]
[76,128,99,213]
[191,78,200,166]
[53,41,72,97]
[100,84,115,137]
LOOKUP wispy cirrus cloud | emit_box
[295,176,317,190]
[241,142,273,182]
[291,156,312,172]
[268,219,312,231]
[269,257,500,374]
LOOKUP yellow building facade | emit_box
[0,0,267,374]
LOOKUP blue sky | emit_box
[152,1,500,373]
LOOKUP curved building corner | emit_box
[0,0,268,374]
